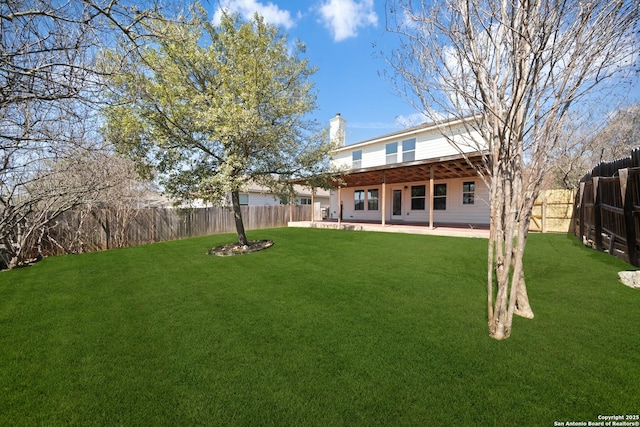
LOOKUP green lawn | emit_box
[1,228,639,426]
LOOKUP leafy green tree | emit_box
[103,7,332,246]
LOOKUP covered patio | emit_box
[334,153,485,228]
[289,153,489,237]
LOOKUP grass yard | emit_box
[1,227,639,426]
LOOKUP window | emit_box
[300,197,312,205]
[368,189,379,210]
[434,184,447,210]
[354,190,365,210]
[239,194,249,205]
[352,150,362,169]
[402,138,416,162]
[463,182,475,205]
[386,142,398,164]
[411,185,426,210]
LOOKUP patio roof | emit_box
[334,153,486,188]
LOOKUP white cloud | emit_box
[213,0,296,29]
[318,0,378,42]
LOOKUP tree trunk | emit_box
[514,268,534,319]
[230,190,249,246]
[514,209,534,319]
[488,162,536,340]
[488,183,536,339]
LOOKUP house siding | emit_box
[332,123,482,171]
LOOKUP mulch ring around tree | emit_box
[207,240,274,257]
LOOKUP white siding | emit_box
[329,191,340,219]
[363,145,385,168]
[331,124,483,171]
[415,132,461,159]
[331,151,352,169]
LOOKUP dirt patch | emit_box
[207,240,274,257]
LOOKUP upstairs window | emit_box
[386,142,398,165]
[354,190,365,210]
[239,194,249,205]
[411,185,426,210]
[300,197,312,205]
[352,150,362,169]
[402,138,416,162]
[463,182,475,205]
[434,184,447,210]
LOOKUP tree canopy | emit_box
[103,7,332,246]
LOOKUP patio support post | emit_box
[289,189,294,223]
[429,165,434,230]
[381,171,386,226]
[338,187,342,227]
[311,188,315,223]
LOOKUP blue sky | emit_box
[206,0,640,146]
[207,0,416,144]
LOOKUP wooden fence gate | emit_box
[530,189,576,233]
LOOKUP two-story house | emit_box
[328,114,489,228]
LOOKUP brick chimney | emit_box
[329,113,346,147]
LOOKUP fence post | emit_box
[620,168,638,266]
[541,197,547,233]
[593,176,603,251]
[578,182,585,241]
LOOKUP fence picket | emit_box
[45,205,311,256]
[574,148,640,266]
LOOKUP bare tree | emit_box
[552,105,640,189]
[38,152,159,255]
[84,154,159,251]
[1,148,109,268]
[0,0,157,269]
[385,0,639,339]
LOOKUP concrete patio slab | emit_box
[288,220,490,239]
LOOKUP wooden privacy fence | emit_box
[574,149,640,266]
[530,189,576,233]
[45,205,311,255]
